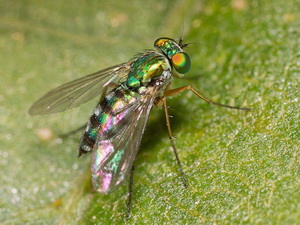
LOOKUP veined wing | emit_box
[91,87,158,194]
[29,63,130,115]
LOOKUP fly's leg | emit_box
[126,165,135,221]
[160,97,188,188]
[59,124,87,139]
[58,123,88,157]
[164,85,251,111]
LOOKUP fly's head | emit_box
[154,37,191,75]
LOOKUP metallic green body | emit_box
[126,52,170,88]
[29,37,191,194]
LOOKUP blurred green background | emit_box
[1,0,299,224]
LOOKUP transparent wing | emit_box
[91,88,158,193]
[29,63,130,115]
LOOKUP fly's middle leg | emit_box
[125,165,135,220]
[159,97,188,188]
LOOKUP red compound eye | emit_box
[171,52,191,74]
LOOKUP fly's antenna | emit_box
[178,19,196,48]
[178,17,186,48]
[179,23,185,41]
[179,31,189,48]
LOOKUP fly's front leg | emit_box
[164,85,251,111]
[59,124,87,139]
[159,97,188,188]
[125,165,135,221]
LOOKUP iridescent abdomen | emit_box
[79,88,139,156]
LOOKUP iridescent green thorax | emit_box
[126,52,170,88]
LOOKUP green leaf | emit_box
[1,0,299,224]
